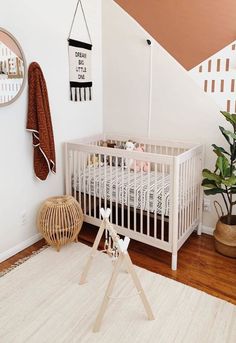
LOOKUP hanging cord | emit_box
[147,39,153,138]
[68,0,92,44]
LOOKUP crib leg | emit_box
[171,253,177,271]
[197,222,202,236]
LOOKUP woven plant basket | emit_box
[37,195,83,251]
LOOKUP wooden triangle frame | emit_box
[79,209,155,332]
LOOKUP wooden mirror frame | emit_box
[0,27,26,107]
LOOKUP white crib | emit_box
[65,133,204,270]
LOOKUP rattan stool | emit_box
[37,195,83,251]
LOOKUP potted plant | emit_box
[202,111,236,257]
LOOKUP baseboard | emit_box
[201,225,214,236]
[0,233,42,263]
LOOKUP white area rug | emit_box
[0,243,235,343]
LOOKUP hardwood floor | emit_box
[0,240,46,273]
[1,224,235,305]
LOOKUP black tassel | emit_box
[75,88,78,101]
[89,87,92,100]
[84,87,86,101]
[79,88,82,101]
[70,87,73,101]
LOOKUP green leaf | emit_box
[230,187,236,194]
[224,130,236,140]
[202,169,222,183]
[221,111,236,125]
[204,188,226,195]
[212,144,230,156]
[221,175,236,187]
[216,156,229,177]
[219,126,231,145]
[223,166,234,178]
[202,179,218,189]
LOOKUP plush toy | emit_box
[125,141,136,168]
[88,154,99,167]
[125,141,136,151]
[130,145,150,172]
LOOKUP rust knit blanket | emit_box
[26,62,56,181]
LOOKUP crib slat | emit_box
[121,157,124,228]
[194,156,197,222]
[134,160,137,233]
[73,151,76,198]
[105,155,108,211]
[83,152,86,215]
[186,160,189,233]
[194,156,197,223]
[161,164,165,241]
[99,154,102,219]
[94,154,96,219]
[128,159,130,230]
[186,159,189,233]
[68,150,72,196]
[147,165,150,237]
[78,152,81,205]
[178,163,181,238]
[192,157,195,222]
[184,160,187,234]
[195,156,198,221]
[88,154,91,217]
[179,163,183,238]
[109,156,113,223]
[154,163,157,239]
[116,156,118,226]
[190,157,193,226]
[140,162,143,235]
[187,158,190,230]
[185,159,188,232]
[182,162,185,235]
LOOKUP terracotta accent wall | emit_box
[116,0,236,70]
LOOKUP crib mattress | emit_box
[74,166,170,216]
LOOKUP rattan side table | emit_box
[37,195,83,251]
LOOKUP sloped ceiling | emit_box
[115,0,236,70]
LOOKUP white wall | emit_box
[0,0,103,261]
[102,0,229,229]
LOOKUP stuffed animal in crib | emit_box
[125,141,136,168]
[88,154,99,167]
[125,141,135,151]
[130,145,150,172]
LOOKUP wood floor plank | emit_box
[0,224,235,305]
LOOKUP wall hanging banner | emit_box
[68,39,92,101]
[68,0,93,102]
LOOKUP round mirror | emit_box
[0,28,26,106]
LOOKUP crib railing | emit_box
[65,137,203,270]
